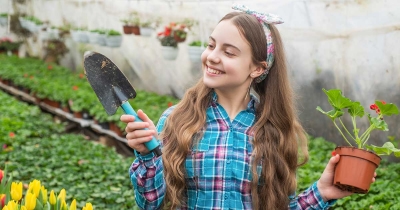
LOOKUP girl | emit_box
[121,4,374,210]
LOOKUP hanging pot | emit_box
[333,146,381,194]
[161,46,179,60]
[105,35,123,48]
[140,27,153,37]
[187,46,203,62]
[96,34,107,46]
[88,32,98,44]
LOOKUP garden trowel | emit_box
[83,51,162,157]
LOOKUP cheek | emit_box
[201,50,208,64]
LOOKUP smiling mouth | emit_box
[206,66,225,74]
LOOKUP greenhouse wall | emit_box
[1,0,399,146]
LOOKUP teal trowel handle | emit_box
[121,102,162,157]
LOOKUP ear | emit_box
[250,61,267,78]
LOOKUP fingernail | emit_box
[331,151,337,156]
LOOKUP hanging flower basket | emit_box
[161,46,179,60]
[140,27,154,37]
[105,30,123,48]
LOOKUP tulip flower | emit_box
[21,206,27,210]
[5,200,17,210]
[61,199,67,210]
[49,190,56,205]
[25,192,36,210]
[41,185,48,203]
[82,203,93,210]
[11,182,22,201]
[28,179,41,198]
[0,169,3,182]
[0,194,5,207]
[69,199,77,210]
[58,188,66,201]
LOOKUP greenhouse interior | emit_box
[0,0,399,209]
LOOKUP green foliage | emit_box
[189,41,207,47]
[107,30,121,36]
[160,36,178,47]
[0,13,7,17]
[317,88,400,156]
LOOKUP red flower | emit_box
[381,100,386,105]
[0,169,3,182]
[23,73,28,78]
[29,76,34,80]
[47,65,53,70]
[0,194,5,207]
[376,108,381,114]
[331,151,337,156]
[168,102,173,107]
[9,132,15,138]
[370,104,378,110]
[79,73,84,78]
[72,86,79,91]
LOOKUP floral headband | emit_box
[232,4,283,83]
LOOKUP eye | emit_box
[207,44,215,49]
[225,51,234,56]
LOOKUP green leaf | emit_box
[368,114,388,131]
[348,101,364,117]
[375,100,399,116]
[322,88,353,110]
[316,106,344,121]
[366,142,400,157]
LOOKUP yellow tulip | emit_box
[40,186,48,203]
[25,192,36,210]
[69,199,77,210]
[57,189,66,201]
[21,206,27,210]
[28,180,41,198]
[49,190,56,205]
[10,182,22,201]
[61,200,67,210]
[5,200,17,210]
[82,203,93,210]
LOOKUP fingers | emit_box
[120,114,135,123]
[324,154,340,174]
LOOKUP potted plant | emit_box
[105,30,122,48]
[95,29,107,46]
[121,11,140,35]
[0,37,22,56]
[188,40,206,62]
[317,88,400,193]
[140,21,154,37]
[157,26,179,60]
[0,13,8,26]
[87,29,99,44]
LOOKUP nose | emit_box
[206,49,221,64]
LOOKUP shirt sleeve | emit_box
[128,106,175,210]
[288,182,337,210]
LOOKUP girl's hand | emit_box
[120,109,157,155]
[317,154,377,201]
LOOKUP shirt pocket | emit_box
[185,137,211,178]
[233,136,263,185]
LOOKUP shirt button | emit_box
[224,195,228,200]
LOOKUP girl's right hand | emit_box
[120,109,157,155]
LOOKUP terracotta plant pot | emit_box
[109,122,124,137]
[42,98,60,108]
[334,146,381,193]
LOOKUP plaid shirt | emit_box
[129,93,336,209]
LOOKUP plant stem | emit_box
[333,120,353,146]
[360,125,374,147]
[339,118,356,141]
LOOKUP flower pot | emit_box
[42,98,61,108]
[161,46,179,60]
[173,31,187,43]
[140,27,153,37]
[78,31,89,43]
[96,34,107,46]
[70,30,80,42]
[188,46,204,62]
[88,32,98,44]
[333,146,381,193]
[0,17,7,26]
[123,25,133,34]
[106,36,122,48]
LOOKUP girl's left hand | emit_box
[317,154,377,202]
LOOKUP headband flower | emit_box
[232,4,283,83]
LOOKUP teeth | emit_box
[207,67,223,74]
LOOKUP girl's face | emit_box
[201,20,259,92]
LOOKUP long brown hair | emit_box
[160,12,308,210]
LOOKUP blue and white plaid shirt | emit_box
[129,92,336,209]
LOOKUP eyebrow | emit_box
[209,36,241,52]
